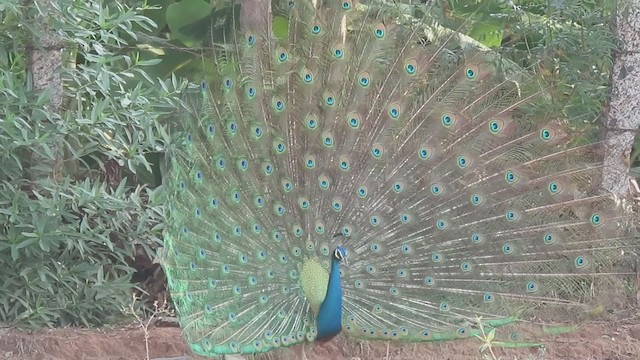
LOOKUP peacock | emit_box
[160,0,638,357]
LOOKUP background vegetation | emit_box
[0,0,630,328]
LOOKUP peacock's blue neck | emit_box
[315,257,343,340]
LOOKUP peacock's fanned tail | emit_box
[161,0,637,356]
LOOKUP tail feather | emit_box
[161,0,637,356]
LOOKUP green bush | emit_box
[0,0,184,327]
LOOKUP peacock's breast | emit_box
[299,257,330,314]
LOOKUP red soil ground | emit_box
[1,318,640,360]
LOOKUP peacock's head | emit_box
[333,246,348,266]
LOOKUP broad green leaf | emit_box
[166,0,212,45]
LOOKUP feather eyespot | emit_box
[441,113,456,127]
[202,339,213,350]
[470,194,484,205]
[502,243,514,254]
[277,47,289,62]
[418,146,430,159]
[215,156,226,170]
[338,156,350,170]
[332,44,345,59]
[223,77,233,90]
[505,170,519,184]
[388,103,400,119]
[253,195,265,208]
[543,232,556,245]
[460,262,471,272]
[322,131,334,147]
[457,155,470,169]
[281,178,293,192]
[246,32,255,46]
[250,123,263,139]
[207,124,216,137]
[311,23,321,34]
[262,161,274,175]
[404,59,417,75]
[274,203,285,216]
[229,342,239,351]
[227,121,237,134]
[465,65,478,79]
[548,181,562,194]
[324,92,336,107]
[273,98,286,111]
[301,67,314,84]
[373,24,385,38]
[293,225,303,237]
[305,114,319,129]
[298,197,310,209]
[392,181,404,193]
[273,139,286,154]
[246,85,256,98]
[304,155,316,169]
[575,256,588,268]
[505,210,520,221]
[358,71,371,87]
[371,144,384,158]
[347,112,360,128]
[540,128,555,141]
[318,175,330,189]
[236,158,248,171]
[483,293,494,303]
[489,119,503,134]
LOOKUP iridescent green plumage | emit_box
[161,0,637,356]
[299,257,329,314]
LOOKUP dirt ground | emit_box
[1,318,640,360]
